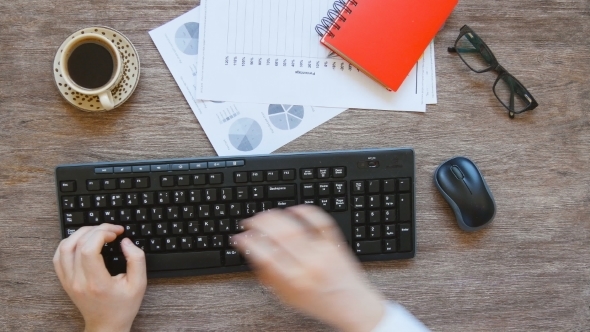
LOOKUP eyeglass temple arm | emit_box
[448,47,481,54]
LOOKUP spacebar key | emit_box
[146,252,221,271]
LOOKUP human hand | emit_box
[233,205,385,332]
[53,224,147,332]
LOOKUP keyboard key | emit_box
[368,210,381,223]
[282,169,295,181]
[149,238,162,251]
[156,222,169,236]
[145,252,221,271]
[250,171,264,182]
[111,194,123,207]
[383,195,396,207]
[353,196,365,209]
[187,222,199,234]
[383,179,396,193]
[95,167,113,174]
[332,167,346,178]
[302,184,315,197]
[384,225,396,237]
[60,181,76,192]
[114,166,132,174]
[165,237,178,250]
[126,194,139,206]
[221,188,233,201]
[317,168,330,179]
[205,189,218,202]
[355,241,381,254]
[334,198,346,211]
[234,172,248,183]
[64,212,84,225]
[161,176,175,187]
[399,224,412,252]
[354,226,366,239]
[208,161,226,168]
[319,198,331,211]
[384,239,397,253]
[151,164,169,172]
[196,236,209,249]
[134,239,147,251]
[190,162,207,170]
[141,192,154,205]
[103,179,116,190]
[94,195,107,208]
[158,192,170,204]
[352,181,365,194]
[125,224,138,237]
[151,207,164,220]
[368,195,380,208]
[252,186,264,199]
[177,175,190,186]
[105,255,127,276]
[367,180,380,193]
[369,225,381,238]
[224,250,241,266]
[119,178,133,189]
[301,169,314,179]
[180,237,193,250]
[88,211,101,223]
[398,178,411,192]
[333,182,346,195]
[193,174,206,185]
[276,200,296,208]
[182,206,195,219]
[171,164,189,171]
[399,194,411,221]
[132,165,150,173]
[78,196,91,208]
[87,180,101,191]
[189,190,202,203]
[141,224,153,236]
[266,170,279,181]
[383,209,396,223]
[227,160,245,167]
[212,235,224,248]
[230,203,242,216]
[65,227,80,237]
[353,211,365,224]
[268,185,295,199]
[135,177,150,189]
[318,183,330,196]
[209,173,223,185]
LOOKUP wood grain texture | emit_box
[0,0,589,331]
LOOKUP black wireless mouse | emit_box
[434,157,496,231]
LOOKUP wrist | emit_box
[332,290,386,332]
[84,322,132,332]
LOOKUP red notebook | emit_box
[318,0,458,91]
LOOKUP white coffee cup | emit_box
[59,34,124,110]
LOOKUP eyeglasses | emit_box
[448,25,538,119]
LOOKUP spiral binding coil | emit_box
[315,0,359,38]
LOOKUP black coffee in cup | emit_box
[67,42,114,89]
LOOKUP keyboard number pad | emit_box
[351,178,413,255]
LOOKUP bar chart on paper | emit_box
[197,0,426,111]
[225,0,333,59]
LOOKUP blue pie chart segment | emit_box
[175,22,199,55]
[268,105,305,130]
[229,118,263,152]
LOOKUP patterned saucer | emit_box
[53,26,140,112]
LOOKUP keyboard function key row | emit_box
[87,178,150,191]
[300,167,346,180]
[94,160,245,174]
[234,169,295,183]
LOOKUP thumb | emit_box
[120,238,147,287]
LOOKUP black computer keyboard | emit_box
[55,148,416,278]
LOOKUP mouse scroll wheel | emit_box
[450,165,465,179]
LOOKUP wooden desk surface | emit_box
[1,0,589,331]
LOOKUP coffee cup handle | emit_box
[98,91,115,111]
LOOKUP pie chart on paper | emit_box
[175,22,199,55]
[268,105,305,130]
[228,118,263,152]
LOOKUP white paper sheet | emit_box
[149,6,346,156]
[196,0,426,112]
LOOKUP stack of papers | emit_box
[149,3,437,156]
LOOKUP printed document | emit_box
[196,0,426,111]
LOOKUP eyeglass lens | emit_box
[455,33,494,72]
[493,74,533,113]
